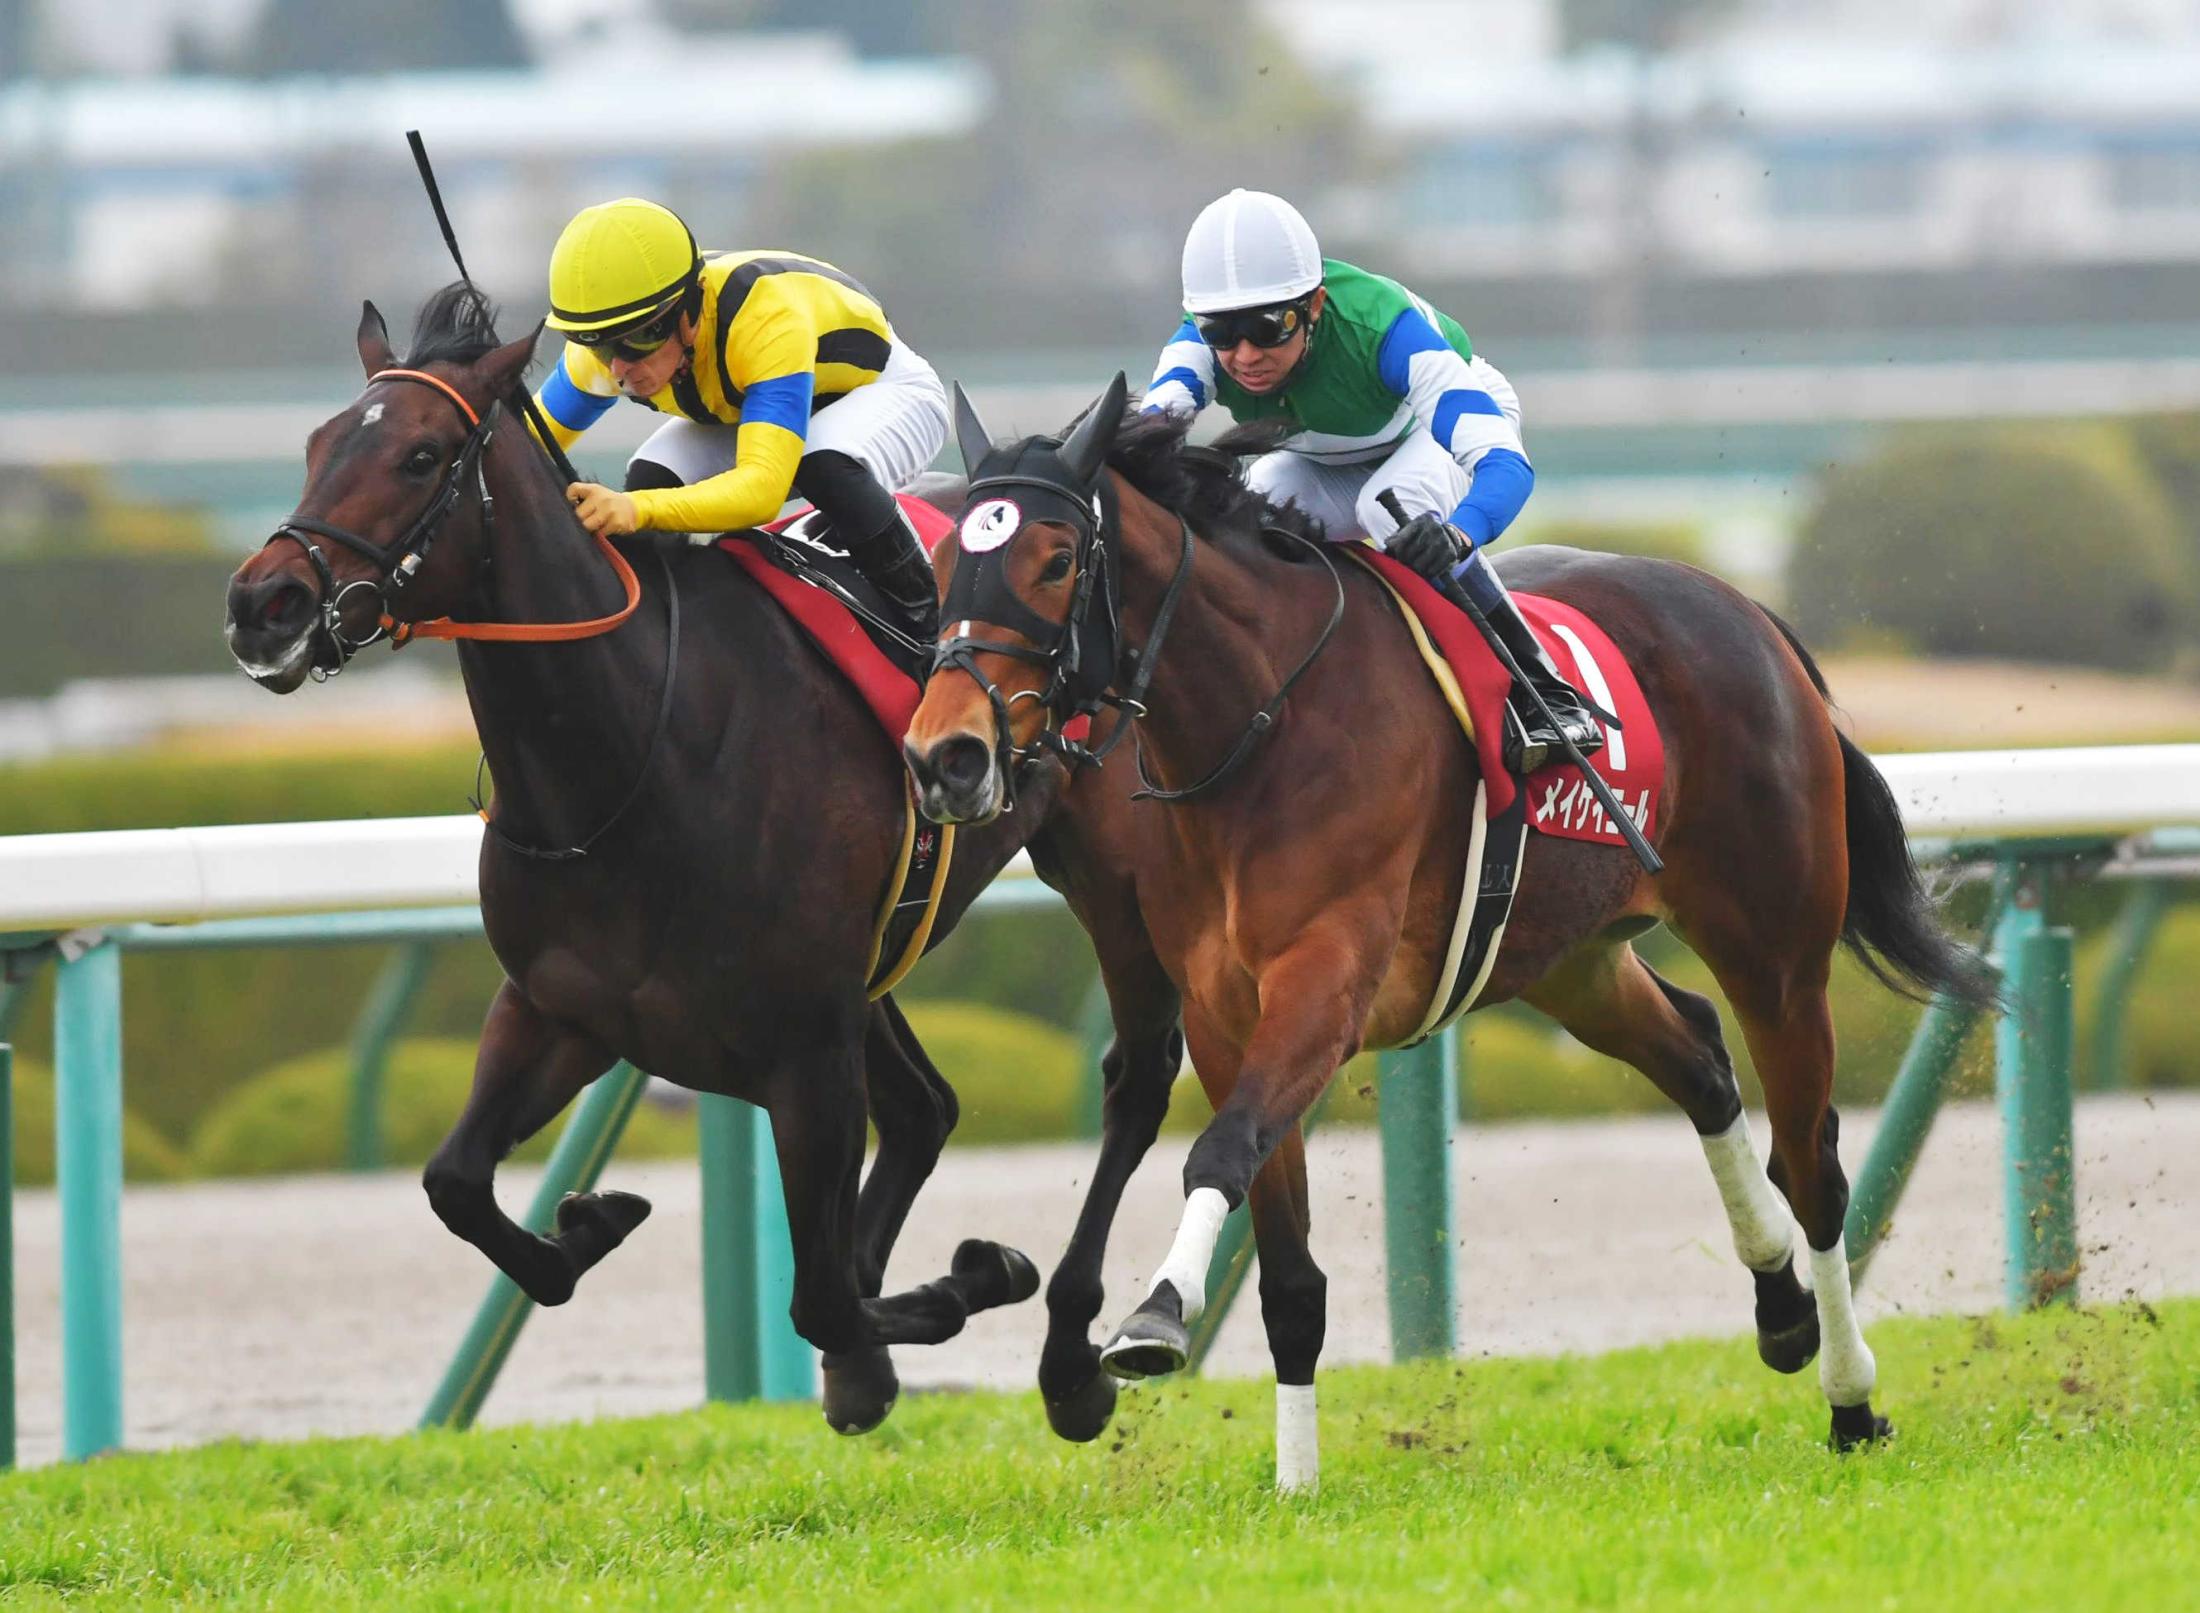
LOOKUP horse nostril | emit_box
[257,577,312,632]
[936,736,991,793]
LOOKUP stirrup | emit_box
[1502,699,1603,776]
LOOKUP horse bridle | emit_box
[934,456,1346,807]
[267,363,679,862]
[269,367,500,679]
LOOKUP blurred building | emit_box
[1295,0,2200,282]
[0,26,985,310]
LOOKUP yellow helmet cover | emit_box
[545,198,700,335]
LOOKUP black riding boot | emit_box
[846,510,941,642]
[794,448,939,641]
[1460,554,1604,775]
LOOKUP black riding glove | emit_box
[1386,511,1472,584]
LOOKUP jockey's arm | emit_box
[626,304,814,535]
[530,344,620,453]
[1139,317,1217,417]
[1377,307,1535,545]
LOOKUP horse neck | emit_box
[1108,475,1301,787]
[456,427,670,848]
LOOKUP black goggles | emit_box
[572,305,683,361]
[1194,299,1309,351]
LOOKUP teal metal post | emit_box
[699,1095,814,1402]
[1846,994,1992,1281]
[419,1063,651,1429]
[2086,880,2170,1091]
[346,942,435,1172]
[1378,1028,1459,1360]
[0,1042,14,1470]
[54,939,124,1460]
[1995,868,2078,1309]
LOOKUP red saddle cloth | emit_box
[715,494,954,739]
[1359,550,1665,847]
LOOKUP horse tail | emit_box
[1757,604,2000,1008]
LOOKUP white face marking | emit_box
[960,498,1022,553]
[361,402,385,426]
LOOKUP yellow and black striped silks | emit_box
[532,250,894,534]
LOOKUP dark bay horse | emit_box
[904,377,1994,1488]
[223,285,1066,1434]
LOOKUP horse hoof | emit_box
[954,1238,1040,1311]
[1100,1285,1191,1381]
[1753,1263,1818,1374]
[1828,1402,1894,1452]
[821,1347,899,1436]
[1757,1312,1821,1375]
[556,1189,653,1247]
[1044,1370,1119,1443]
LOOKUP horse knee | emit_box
[1648,971,1745,1134]
[1183,1104,1265,1205]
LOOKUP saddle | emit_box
[1347,546,1667,1038]
[713,492,960,998]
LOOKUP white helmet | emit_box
[1180,188,1323,314]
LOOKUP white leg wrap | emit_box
[1810,1239,1876,1407]
[1275,1381,1319,1494]
[1699,1115,1796,1273]
[1149,1187,1230,1324]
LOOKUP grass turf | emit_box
[0,1300,2193,1610]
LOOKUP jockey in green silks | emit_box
[1141,188,1602,773]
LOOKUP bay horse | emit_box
[904,376,1995,1488]
[223,284,1067,1435]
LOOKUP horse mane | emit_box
[404,281,509,369]
[1104,410,1326,548]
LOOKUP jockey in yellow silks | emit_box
[532,197,948,635]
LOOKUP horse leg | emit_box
[799,997,955,1439]
[1523,943,1817,1372]
[1103,922,1378,1381]
[757,1041,892,1434]
[854,995,958,1296]
[421,982,652,1307]
[1036,946,1184,1442]
[1246,1129,1327,1494]
[1716,962,1891,1451]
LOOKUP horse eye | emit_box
[405,445,441,474]
[1040,550,1073,584]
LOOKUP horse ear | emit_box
[478,319,543,399]
[1058,371,1128,486]
[952,382,994,476]
[357,300,395,376]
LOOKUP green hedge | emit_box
[901,1002,1085,1144]
[1789,425,2197,672]
[187,1039,702,1179]
[3,1055,189,1186]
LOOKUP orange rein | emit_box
[364,367,644,646]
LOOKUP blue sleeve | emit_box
[1144,317,1210,412]
[1375,306,1453,398]
[740,372,815,438]
[539,355,617,434]
[1449,448,1534,547]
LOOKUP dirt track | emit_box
[6,1092,2193,1467]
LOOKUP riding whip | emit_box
[404,130,584,491]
